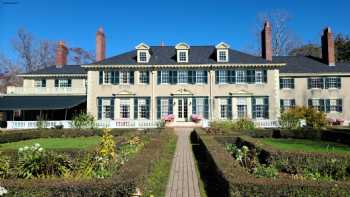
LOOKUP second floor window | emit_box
[178,70,188,84]
[34,79,46,87]
[161,71,170,84]
[255,70,263,84]
[325,77,341,89]
[280,78,294,89]
[104,71,111,84]
[236,70,246,84]
[196,71,206,84]
[139,71,149,84]
[218,70,228,84]
[120,71,129,84]
[55,79,71,88]
[308,78,323,89]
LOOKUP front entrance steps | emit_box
[165,121,203,128]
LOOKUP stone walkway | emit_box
[165,128,201,197]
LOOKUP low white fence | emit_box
[253,119,280,128]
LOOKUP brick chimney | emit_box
[261,21,272,61]
[55,41,68,68]
[96,27,106,62]
[321,27,335,66]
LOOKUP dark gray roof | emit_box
[0,96,86,110]
[93,46,270,65]
[23,65,86,75]
[275,56,350,73]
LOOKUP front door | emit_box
[177,98,188,121]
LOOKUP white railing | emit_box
[6,87,86,95]
[253,119,280,128]
[7,121,72,129]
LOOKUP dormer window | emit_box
[135,43,150,63]
[216,42,230,62]
[175,42,190,63]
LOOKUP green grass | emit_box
[143,133,177,197]
[0,136,101,150]
[259,138,350,154]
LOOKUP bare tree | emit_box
[69,47,95,64]
[0,53,23,93]
[246,10,302,56]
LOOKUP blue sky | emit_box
[1,0,350,59]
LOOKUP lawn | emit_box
[0,136,100,150]
[259,138,350,154]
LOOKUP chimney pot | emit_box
[261,20,272,61]
[96,27,106,62]
[321,27,335,66]
[55,41,68,68]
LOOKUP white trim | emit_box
[280,72,350,77]
[18,74,87,78]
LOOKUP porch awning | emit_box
[0,96,86,110]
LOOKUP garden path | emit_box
[165,128,201,197]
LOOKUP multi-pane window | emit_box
[120,99,130,118]
[196,71,206,84]
[34,79,46,87]
[218,70,227,84]
[281,99,295,112]
[138,99,147,119]
[220,99,228,119]
[196,98,205,117]
[139,71,149,84]
[178,70,188,84]
[161,99,169,117]
[326,77,340,88]
[104,71,111,84]
[102,99,111,119]
[254,98,265,119]
[280,78,294,89]
[139,52,147,62]
[255,70,263,84]
[311,99,321,111]
[218,51,228,62]
[120,71,129,84]
[161,71,170,84]
[178,51,187,62]
[310,78,323,89]
[236,70,246,84]
[330,99,338,112]
[58,79,70,87]
[237,97,247,118]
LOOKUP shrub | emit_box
[71,113,96,129]
[0,152,10,178]
[280,106,328,129]
[97,128,116,160]
[233,119,255,130]
[253,164,278,178]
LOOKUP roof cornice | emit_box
[280,72,350,77]
[17,74,87,78]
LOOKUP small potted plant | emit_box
[336,117,345,125]
[191,114,203,123]
[327,117,337,125]
[162,114,175,123]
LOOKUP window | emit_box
[311,99,321,111]
[218,50,228,62]
[254,98,267,119]
[218,70,227,84]
[220,99,228,119]
[178,70,188,84]
[309,78,323,89]
[330,99,337,112]
[178,51,187,62]
[326,77,340,89]
[58,79,71,87]
[237,97,247,118]
[255,70,263,84]
[120,71,129,84]
[196,98,205,117]
[103,71,111,84]
[236,70,246,84]
[120,99,130,118]
[139,51,147,62]
[280,78,294,89]
[161,99,169,117]
[34,79,46,87]
[196,71,206,84]
[161,71,170,84]
[281,99,295,112]
[138,99,147,119]
[139,71,149,84]
[102,99,111,119]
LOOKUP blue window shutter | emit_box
[308,99,312,108]
[204,97,209,119]
[111,71,115,84]
[146,71,150,84]
[337,99,342,112]
[337,78,341,89]
[42,79,46,87]
[172,71,177,84]
[252,97,256,119]
[320,78,325,89]
[130,71,134,84]
[157,97,161,119]
[134,98,138,119]
[264,97,269,118]
[227,97,232,119]
[325,78,329,89]
[168,97,173,114]
[280,100,284,112]
[263,70,267,83]
[115,71,119,84]
[227,70,232,83]
[231,70,236,84]
[320,99,325,112]
[99,71,103,84]
[157,71,161,84]
[307,78,311,89]
[279,79,283,89]
[110,98,114,120]
[326,99,331,113]
[146,97,150,119]
[188,71,194,84]
[68,79,72,87]
[291,99,296,107]
[215,70,219,84]
[98,98,102,120]
[192,97,196,114]
[55,79,59,87]
[291,78,295,89]
[204,71,208,84]
[247,70,255,83]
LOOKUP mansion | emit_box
[1,22,350,128]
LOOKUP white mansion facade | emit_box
[1,22,350,127]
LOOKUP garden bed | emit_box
[191,129,350,196]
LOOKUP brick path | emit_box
[165,128,201,197]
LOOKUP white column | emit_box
[115,98,120,119]
[130,98,134,120]
[232,97,237,119]
[247,97,252,119]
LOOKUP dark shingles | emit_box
[23,65,86,75]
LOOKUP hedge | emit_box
[0,128,162,144]
[1,129,176,196]
[192,129,350,197]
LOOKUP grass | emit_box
[0,136,101,150]
[143,133,177,197]
[259,138,350,154]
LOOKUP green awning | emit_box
[0,96,86,110]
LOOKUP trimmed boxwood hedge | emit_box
[192,129,350,197]
[1,129,176,196]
